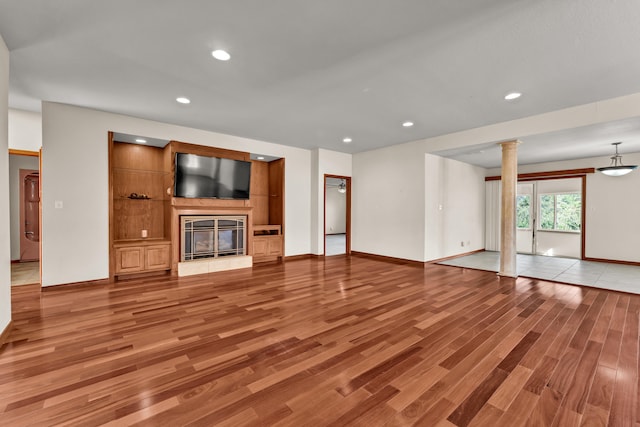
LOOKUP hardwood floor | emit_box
[1,256,638,426]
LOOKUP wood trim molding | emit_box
[283,254,315,261]
[8,148,39,157]
[485,168,595,181]
[108,131,115,281]
[581,175,587,260]
[583,257,640,267]
[41,278,111,292]
[426,249,485,264]
[0,320,13,350]
[351,251,425,267]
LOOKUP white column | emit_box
[498,140,520,277]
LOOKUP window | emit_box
[516,194,531,229]
[539,193,581,232]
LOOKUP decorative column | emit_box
[498,140,520,277]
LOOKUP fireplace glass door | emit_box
[181,216,246,261]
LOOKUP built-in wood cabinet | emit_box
[109,134,285,278]
[113,240,171,274]
[110,137,172,278]
[253,225,283,262]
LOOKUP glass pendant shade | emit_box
[597,142,637,176]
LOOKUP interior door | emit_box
[20,169,40,261]
[516,182,534,254]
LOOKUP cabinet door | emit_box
[115,247,144,274]
[146,245,171,270]
[253,237,268,256]
[267,237,283,256]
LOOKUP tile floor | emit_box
[325,233,346,256]
[11,261,40,286]
[438,251,640,294]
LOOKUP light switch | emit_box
[54,200,63,209]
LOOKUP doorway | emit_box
[516,177,583,258]
[324,175,351,256]
[9,150,42,286]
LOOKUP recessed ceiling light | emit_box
[212,50,231,61]
[402,121,414,127]
[176,97,191,104]
[135,138,147,143]
[257,156,265,160]
[504,92,522,100]
[343,137,352,143]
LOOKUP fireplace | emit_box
[181,215,246,262]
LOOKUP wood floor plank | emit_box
[1,256,638,426]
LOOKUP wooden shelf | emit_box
[114,239,171,248]
[253,225,281,235]
[111,140,172,278]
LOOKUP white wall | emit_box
[41,102,311,286]
[0,35,11,334]
[488,153,640,263]
[311,148,351,254]
[325,186,346,234]
[352,142,426,261]
[8,109,41,151]
[8,154,39,260]
[425,154,485,261]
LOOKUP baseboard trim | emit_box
[427,249,486,264]
[41,277,111,292]
[350,251,424,267]
[583,257,640,267]
[0,320,14,350]
[283,254,316,261]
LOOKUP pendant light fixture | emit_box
[597,142,638,176]
[338,179,347,193]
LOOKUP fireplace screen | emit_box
[181,216,246,261]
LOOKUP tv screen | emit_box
[174,153,251,199]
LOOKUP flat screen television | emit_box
[174,152,251,199]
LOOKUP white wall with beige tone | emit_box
[325,186,346,235]
[352,142,427,261]
[41,103,312,287]
[9,109,41,151]
[424,154,485,261]
[0,35,12,335]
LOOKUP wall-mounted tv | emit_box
[174,152,251,200]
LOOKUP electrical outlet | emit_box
[460,241,464,247]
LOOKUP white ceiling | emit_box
[3,1,640,165]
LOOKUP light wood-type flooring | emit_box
[1,256,638,426]
[10,261,39,286]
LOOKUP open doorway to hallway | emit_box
[9,150,41,286]
[324,175,351,256]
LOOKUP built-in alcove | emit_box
[108,133,285,279]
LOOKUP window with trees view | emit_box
[516,194,531,229]
[539,193,581,232]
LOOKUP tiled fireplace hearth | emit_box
[178,215,252,276]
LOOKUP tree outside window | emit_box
[539,193,581,232]
[516,194,531,229]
